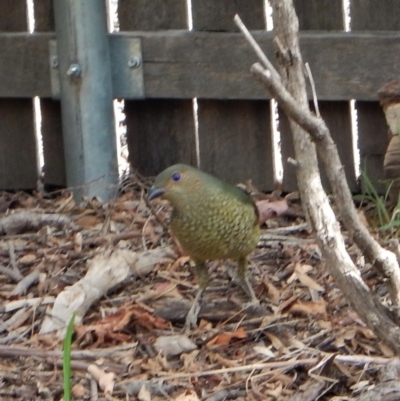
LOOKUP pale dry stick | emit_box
[245,368,256,394]
[90,378,98,401]
[0,308,28,333]
[308,354,339,384]
[264,223,308,235]
[141,212,152,250]
[11,268,40,296]
[305,62,320,117]
[8,241,22,280]
[0,296,55,313]
[0,344,128,372]
[259,233,315,244]
[157,272,197,289]
[158,358,317,380]
[335,354,399,365]
[0,321,40,344]
[233,14,281,82]
[0,265,22,282]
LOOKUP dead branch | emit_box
[0,265,22,282]
[0,210,73,235]
[11,268,40,296]
[39,247,176,337]
[249,61,400,307]
[0,344,127,374]
[234,2,400,353]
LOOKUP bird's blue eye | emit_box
[172,172,181,182]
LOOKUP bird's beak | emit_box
[148,186,165,200]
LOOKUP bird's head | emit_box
[148,164,204,205]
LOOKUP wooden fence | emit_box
[1,0,400,196]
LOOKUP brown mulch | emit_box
[0,175,398,401]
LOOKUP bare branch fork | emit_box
[234,2,400,353]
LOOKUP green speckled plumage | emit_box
[149,162,260,329]
[149,164,259,264]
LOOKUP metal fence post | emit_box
[53,0,118,201]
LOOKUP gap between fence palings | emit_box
[234,3,400,354]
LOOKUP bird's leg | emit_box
[237,257,259,305]
[184,261,208,332]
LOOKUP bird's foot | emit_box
[184,300,201,333]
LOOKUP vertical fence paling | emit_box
[192,0,275,191]
[350,0,400,193]
[119,0,196,177]
[280,0,357,193]
[34,0,66,188]
[0,0,37,190]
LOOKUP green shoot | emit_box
[63,313,75,401]
[359,171,390,227]
[356,170,400,235]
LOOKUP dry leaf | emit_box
[263,278,281,304]
[74,232,83,252]
[256,199,288,225]
[19,253,36,265]
[350,380,372,393]
[75,215,102,229]
[71,383,87,398]
[175,390,201,401]
[265,332,289,354]
[378,341,395,357]
[180,350,200,372]
[266,381,283,398]
[288,300,327,318]
[138,384,152,401]
[333,329,356,348]
[207,327,248,346]
[88,364,115,395]
[253,345,276,358]
[294,265,324,292]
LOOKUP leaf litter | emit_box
[0,178,398,400]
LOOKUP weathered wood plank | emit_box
[192,0,274,190]
[356,102,389,193]
[1,32,400,100]
[34,0,55,32]
[351,0,400,31]
[198,100,273,188]
[281,102,357,192]
[118,0,187,31]
[0,0,27,32]
[319,102,356,190]
[351,0,394,193]
[294,0,344,30]
[125,99,196,176]
[282,0,357,192]
[0,100,37,190]
[191,0,265,31]
[135,32,400,101]
[0,2,38,190]
[0,34,52,97]
[40,99,66,187]
[119,0,196,176]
